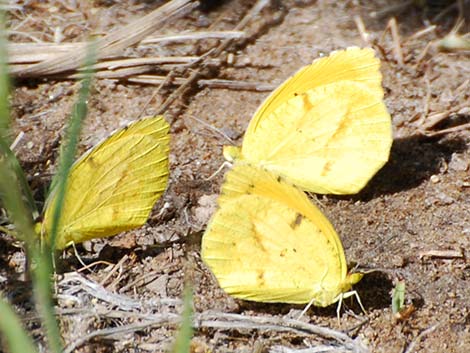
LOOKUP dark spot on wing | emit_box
[253,231,267,253]
[290,213,304,229]
[257,270,265,286]
[321,161,332,176]
[301,93,313,111]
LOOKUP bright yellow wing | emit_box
[41,115,170,249]
[201,163,361,306]
[246,47,384,136]
[227,47,392,194]
[241,81,392,194]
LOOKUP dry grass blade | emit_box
[61,309,367,353]
[10,0,199,77]
[7,32,243,65]
[141,30,246,44]
[197,79,276,91]
[57,270,367,353]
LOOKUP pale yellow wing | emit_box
[42,116,170,249]
[246,47,384,136]
[240,80,392,194]
[202,163,359,306]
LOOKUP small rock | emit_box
[193,194,218,228]
[448,153,469,172]
[435,192,455,205]
[146,274,168,297]
[391,255,406,267]
[430,175,440,183]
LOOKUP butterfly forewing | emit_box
[247,47,383,135]
[242,80,392,194]
[42,115,170,249]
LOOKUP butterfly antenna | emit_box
[205,161,232,181]
[187,115,235,144]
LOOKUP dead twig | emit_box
[7,32,243,65]
[62,310,368,353]
[418,249,464,259]
[60,272,180,311]
[62,315,181,353]
[403,324,440,353]
[10,0,199,77]
[197,78,276,91]
[141,30,246,45]
[155,0,273,116]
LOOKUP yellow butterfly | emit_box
[202,48,392,310]
[38,115,170,250]
[224,47,392,195]
[201,163,363,307]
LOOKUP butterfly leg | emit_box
[205,161,233,181]
[71,241,89,270]
[297,297,316,319]
[335,290,366,322]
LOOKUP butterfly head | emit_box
[34,222,43,237]
[223,145,241,162]
[340,272,363,293]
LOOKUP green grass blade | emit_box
[0,99,61,353]
[0,18,63,353]
[171,285,194,353]
[0,139,39,219]
[47,42,96,252]
[30,251,62,353]
[0,10,38,219]
[0,10,9,142]
[0,297,38,353]
[392,281,405,314]
[0,149,37,244]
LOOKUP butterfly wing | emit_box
[202,163,353,306]
[42,116,170,249]
[237,47,392,194]
[241,80,392,194]
[246,47,384,136]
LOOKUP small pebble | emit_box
[430,175,440,183]
[448,153,469,172]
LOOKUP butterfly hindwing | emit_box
[202,164,353,306]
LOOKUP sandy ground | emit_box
[1,0,470,352]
